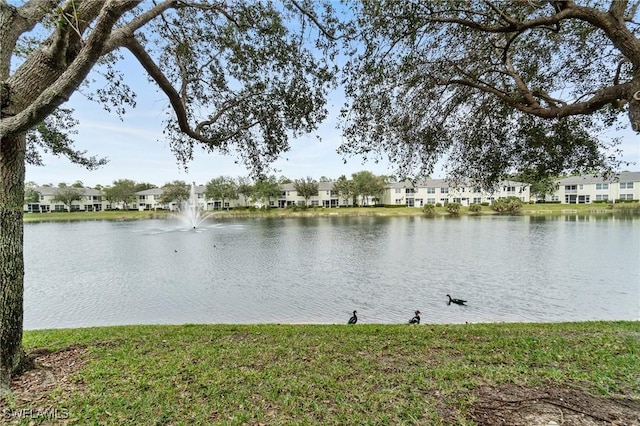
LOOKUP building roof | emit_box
[36,186,103,196]
[556,171,640,185]
[136,188,164,196]
[387,178,527,189]
[279,181,336,191]
[136,185,206,196]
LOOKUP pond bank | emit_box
[5,321,639,425]
[22,203,639,222]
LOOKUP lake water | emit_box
[23,215,640,329]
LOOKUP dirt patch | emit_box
[0,345,88,414]
[468,384,640,426]
[2,348,639,425]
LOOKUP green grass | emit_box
[22,210,169,222]
[9,322,640,425]
[22,203,637,223]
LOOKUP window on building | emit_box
[564,185,577,191]
[620,182,634,189]
[440,188,448,194]
[427,198,436,204]
[504,186,515,192]
[395,198,403,204]
[595,194,608,201]
[395,188,401,194]
[473,197,482,204]
[620,194,634,200]
[426,187,435,193]
[596,183,609,190]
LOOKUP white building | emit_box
[552,171,640,204]
[382,179,530,207]
[25,186,109,212]
[23,172,640,212]
[277,181,351,208]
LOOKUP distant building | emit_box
[551,171,640,204]
[23,172,640,212]
[277,181,349,208]
[382,178,530,207]
[26,186,108,213]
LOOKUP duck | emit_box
[348,310,357,324]
[408,310,421,324]
[446,294,467,306]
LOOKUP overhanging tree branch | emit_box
[124,36,264,147]
[1,0,139,137]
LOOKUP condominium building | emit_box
[382,179,530,207]
[25,186,109,213]
[23,172,639,212]
[551,171,640,204]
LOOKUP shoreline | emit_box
[22,203,639,222]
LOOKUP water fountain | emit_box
[176,182,212,229]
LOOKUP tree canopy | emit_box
[159,180,190,205]
[332,175,354,206]
[293,176,319,206]
[1,1,338,390]
[340,0,640,188]
[103,179,137,209]
[350,171,386,206]
[23,181,40,204]
[205,176,238,209]
[51,185,84,211]
[253,175,281,206]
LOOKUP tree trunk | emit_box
[0,133,26,392]
[630,90,640,132]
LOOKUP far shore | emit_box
[22,202,638,222]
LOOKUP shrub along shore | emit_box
[22,202,639,222]
[2,322,638,425]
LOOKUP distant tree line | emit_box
[24,171,400,209]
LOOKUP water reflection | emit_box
[23,215,639,329]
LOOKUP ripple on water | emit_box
[22,216,640,329]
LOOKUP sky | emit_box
[23,33,640,189]
[25,49,400,188]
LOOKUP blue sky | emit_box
[24,45,639,188]
[25,49,399,188]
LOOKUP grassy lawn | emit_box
[22,202,637,223]
[2,322,638,425]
